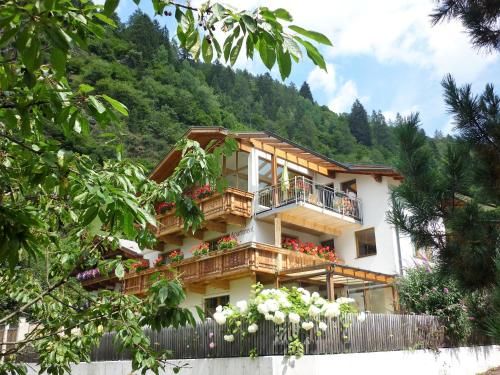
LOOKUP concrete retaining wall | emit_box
[26,345,500,375]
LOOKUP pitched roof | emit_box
[149,127,402,182]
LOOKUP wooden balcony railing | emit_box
[156,188,254,240]
[123,242,327,295]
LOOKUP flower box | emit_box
[168,249,184,263]
[217,236,238,251]
[191,242,210,257]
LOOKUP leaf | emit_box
[94,13,117,27]
[258,38,276,70]
[277,49,291,80]
[294,36,327,70]
[274,8,293,21]
[103,0,119,16]
[246,35,254,59]
[230,37,243,66]
[223,34,234,62]
[50,48,66,78]
[78,83,94,93]
[101,94,128,116]
[289,25,332,46]
[212,3,226,20]
[241,15,257,33]
[89,95,106,114]
[201,37,213,63]
[195,305,205,321]
[283,34,302,59]
[115,263,125,278]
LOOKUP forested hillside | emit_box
[59,11,443,170]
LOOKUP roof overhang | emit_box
[149,127,403,182]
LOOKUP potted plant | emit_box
[168,249,184,263]
[192,184,213,200]
[155,201,175,215]
[282,238,299,251]
[217,236,238,251]
[191,242,209,257]
[131,259,149,272]
[153,255,167,267]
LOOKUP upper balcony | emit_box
[122,242,327,295]
[255,177,362,235]
[156,187,254,245]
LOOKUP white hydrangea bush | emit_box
[212,283,365,357]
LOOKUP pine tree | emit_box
[431,0,500,51]
[371,110,393,149]
[349,99,372,146]
[299,81,314,102]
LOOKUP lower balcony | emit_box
[156,187,254,245]
[255,177,362,236]
[123,242,327,295]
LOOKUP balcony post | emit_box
[274,214,281,247]
[326,266,335,301]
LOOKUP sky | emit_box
[109,0,500,136]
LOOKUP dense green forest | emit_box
[58,11,448,171]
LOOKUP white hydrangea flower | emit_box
[264,313,274,320]
[336,297,355,305]
[308,304,321,318]
[223,334,235,342]
[248,323,258,333]
[288,312,301,324]
[236,300,248,314]
[216,305,223,313]
[357,312,366,322]
[318,322,328,331]
[301,293,311,304]
[301,321,314,330]
[257,303,269,315]
[324,302,340,318]
[315,297,326,306]
[213,312,226,325]
[273,310,285,325]
[265,298,280,312]
[311,292,320,299]
[297,287,305,293]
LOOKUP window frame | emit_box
[204,295,230,317]
[355,227,377,258]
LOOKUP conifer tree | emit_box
[299,81,314,102]
[349,99,372,146]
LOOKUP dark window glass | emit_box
[205,295,230,317]
[356,228,377,257]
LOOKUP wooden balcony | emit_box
[123,242,326,295]
[156,187,254,245]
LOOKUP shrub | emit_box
[397,266,472,343]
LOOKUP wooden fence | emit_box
[13,313,492,363]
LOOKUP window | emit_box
[258,157,273,189]
[341,179,357,196]
[355,228,377,257]
[205,295,229,317]
[207,235,226,252]
[223,151,249,191]
[321,238,335,249]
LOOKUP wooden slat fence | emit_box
[15,314,493,363]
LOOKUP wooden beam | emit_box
[274,214,282,247]
[204,221,227,233]
[326,269,335,301]
[159,235,183,246]
[186,284,206,294]
[192,231,205,240]
[280,212,341,236]
[225,214,247,227]
[210,279,230,290]
[250,139,332,176]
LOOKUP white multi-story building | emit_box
[114,128,418,316]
